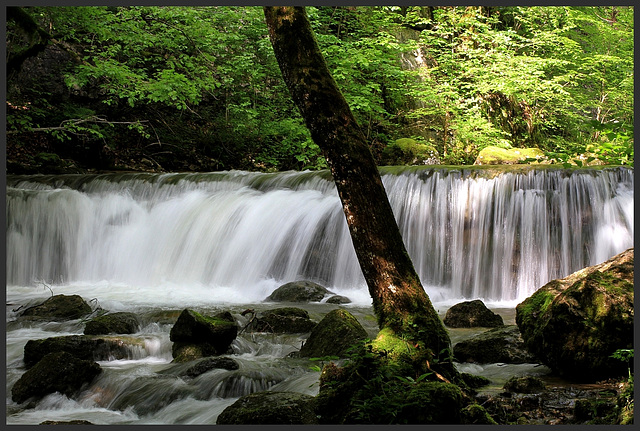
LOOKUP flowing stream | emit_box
[5,165,634,424]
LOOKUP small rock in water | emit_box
[443,299,504,328]
[84,311,140,335]
[266,280,333,303]
[326,295,351,304]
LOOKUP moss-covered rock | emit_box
[460,403,498,424]
[12,351,101,404]
[299,309,367,358]
[23,335,131,368]
[19,294,92,321]
[380,138,440,166]
[516,248,633,382]
[395,381,464,424]
[169,309,237,361]
[443,299,504,328]
[460,373,491,389]
[474,146,545,165]
[266,280,332,302]
[216,391,318,424]
[503,376,546,394]
[453,325,537,364]
[248,307,317,333]
[84,311,140,335]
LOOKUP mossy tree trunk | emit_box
[264,6,452,366]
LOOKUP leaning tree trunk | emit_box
[264,6,451,362]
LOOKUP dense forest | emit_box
[6,6,634,174]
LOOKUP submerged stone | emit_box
[12,351,101,404]
[516,248,634,381]
[181,357,240,378]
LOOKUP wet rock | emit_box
[12,351,101,404]
[460,404,498,424]
[392,381,464,424]
[181,357,240,378]
[248,307,317,333]
[516,248,634,381]
[460,373,491,389]
[443,299,504,328]
[40,420,94,425]
[110,374,191,415]
[170,309,237,362]
[266,280,332,303]
[326,295,351,304]
[299,309,367,358]
[84,312,140,335]
[19,294,92,321]
[503,376,546,394]
[453,325,537,364]
[23,335,131,368]
[216,391,318,424]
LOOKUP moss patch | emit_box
[474,146,545,165]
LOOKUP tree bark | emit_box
[263,6,451,357]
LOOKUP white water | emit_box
[5,166,634,424]
[6,166,634,306]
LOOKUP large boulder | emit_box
[170,309,237,362]
[443,299,504,328]
[84,312,140,335]
[453,325,537,364]
[266,280,332,303]
[474,146,545,165]
[516,248,634,382]
[216,391,318,424]
[19,294,92,321]
[23,335,131,368]
[248,307,317,333]
[12,351,102,404]
[299,309,367,358]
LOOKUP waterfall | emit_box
[6,166,634,305]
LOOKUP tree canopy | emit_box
[6,6,633,173]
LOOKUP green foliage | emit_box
[6,6,634,171]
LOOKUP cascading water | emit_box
[5,166,634,424]
[6,166,634,304]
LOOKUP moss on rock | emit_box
[216,391,318,424]
[19,294,92,321]
[516,248,634,381]
[299,309,367,358]
[474,146,545,165]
